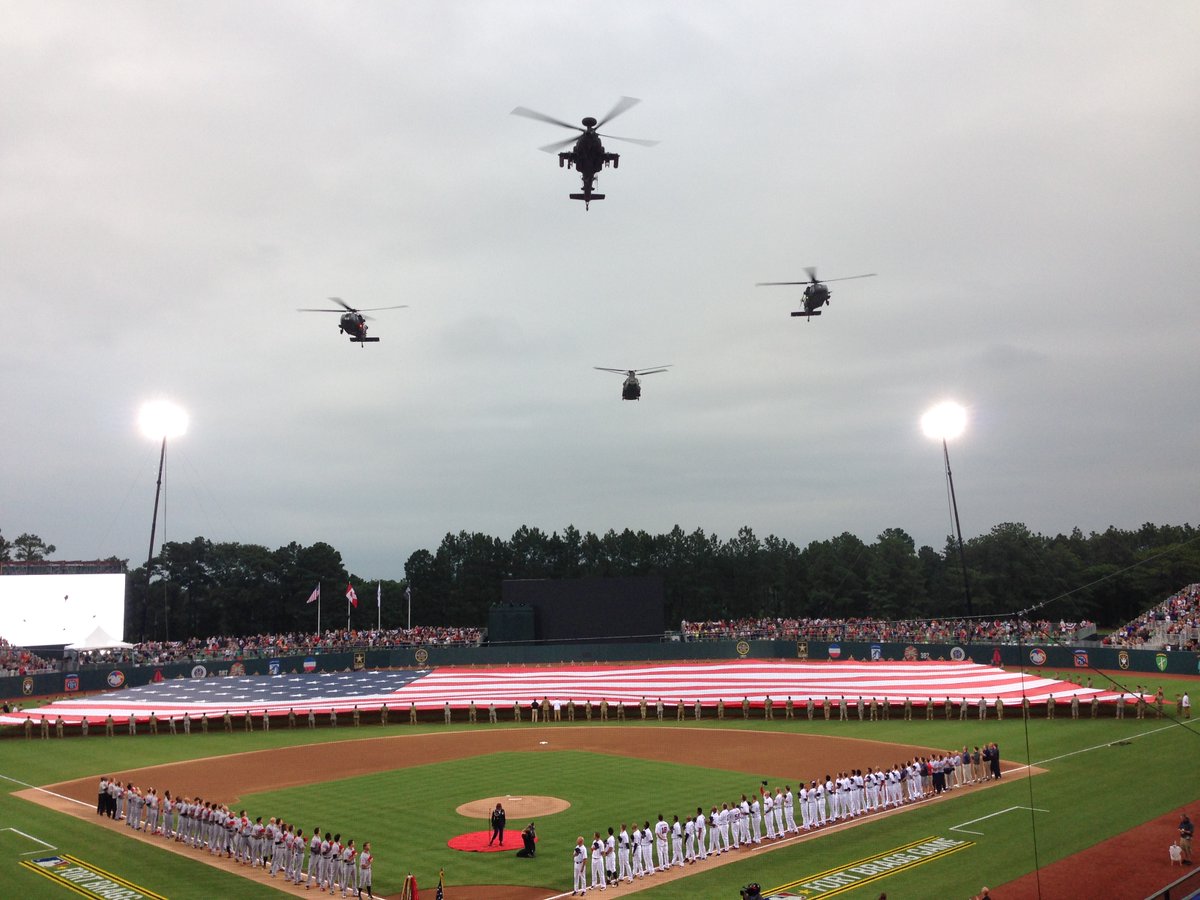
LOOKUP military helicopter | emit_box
[594,365,671,401]
[756,268,876,320]
[298,297,408,345]
[511,97,658,208]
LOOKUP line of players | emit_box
[570,746,1001,895]
[95,776,375,897]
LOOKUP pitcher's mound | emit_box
[456,795,570,818]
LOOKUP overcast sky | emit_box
[3,2,1198,583]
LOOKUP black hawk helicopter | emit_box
[298,297,408,345]
[756,268,876,320]
[594,365,671,401]
[511,97,658,208]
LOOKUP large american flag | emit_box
[0,660,1132,726]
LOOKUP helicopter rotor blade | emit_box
[510,106,583,132]
[594,367,630,375]
[597,132,660,147]
[354,305,409,312]
[329,296,356,312]
[804,267,818,283]
[297,308,345,313]
[755,282,808,287]
[538,136,579,154]
[819,273,878,283]
[635,366,672,375]
[597,96,641,128]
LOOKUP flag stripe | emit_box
[0,660,1137,725]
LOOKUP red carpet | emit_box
[448,830,537,852]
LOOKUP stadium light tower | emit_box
[139,400,188,641]
[921,401,973,617]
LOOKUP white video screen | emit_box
[0,573,126,647]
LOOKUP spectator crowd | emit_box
[1104,584,1199,651]
[679,616,1095,645]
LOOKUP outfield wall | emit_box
[2,639,1196,701]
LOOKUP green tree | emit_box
[12,532,56,561]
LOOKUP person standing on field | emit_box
[573,836,588,895]
[489,802,506,847]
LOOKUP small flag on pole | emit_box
[307,584,320,604]
[405,585,412,603]
[346,583,358,608]
[377,582,382,610]
[435,868,444,900]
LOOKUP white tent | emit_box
[66,626,134,651]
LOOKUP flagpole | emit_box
[377,581,381,631]
[406,585,412,631]
[317,584,321,636]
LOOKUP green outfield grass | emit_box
[2,674,1198,899]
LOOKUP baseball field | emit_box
[2,667,1197,900]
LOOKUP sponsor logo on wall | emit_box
[229,662,246,676]
[1029,648,1047,666]
[1073,650,1089,667]
[106,670,125,688]
[268,659,281,676]
[303,657,317,672]
[828,644,841,660]
[64,674,79,693]
[353,651,366,670]
[1117,651,1130,670]
[22,677,34,695]
[1156,653,1168,672]
[190,664,207,678]
[949,646,966,661]
[796,642,809,660]
[870,644,882,661]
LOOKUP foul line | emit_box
[1,826,57,855]
[0,772,91,808]
[1008,721,1188,774]
[950,806,1049,835]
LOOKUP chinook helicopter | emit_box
[298,297,408,345]
[594,365,671,400]
[756,268,876,320]
[511,97,658,208]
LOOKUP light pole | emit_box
[921,401,973,618]
[139,400,188,641]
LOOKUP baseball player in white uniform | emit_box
[618,825,633,882]
[639,820,654,874]
[654,814,670,871]
[630,824,644,878]
[573,837,588,895]
[670,816,684,868]
[590,832,607,891]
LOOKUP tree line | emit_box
[107,521,1199,641]
[5,522,1198,641]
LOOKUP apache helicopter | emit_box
[511,97,658,208]
[594,365,671,401]
[298,298,408,345]
[756,268,876,320]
